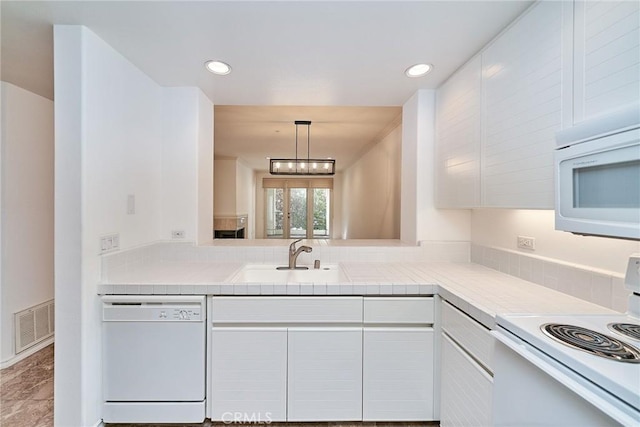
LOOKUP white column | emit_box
[401,90,470,244]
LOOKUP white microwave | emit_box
[555,105,640,240]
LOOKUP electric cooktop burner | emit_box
[541,323,640,363]
[608,323,640,341]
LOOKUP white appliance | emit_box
[492,255,640,426]
[555,104,640,240]
[102,295,206,424]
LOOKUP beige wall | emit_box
[235,160,253,216]
[214,158,255,237]
[214,159,237,216]
[471,209,640,275]
[235,160,255,238]
[1,81,54,365]
[340,125,401,239]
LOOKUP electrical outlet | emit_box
[517,235,536,250]
[172,230,185,239]
[624,254,640,291]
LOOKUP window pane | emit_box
[289,188,307,239]
[265,188,284,238]
[313,188,330,238]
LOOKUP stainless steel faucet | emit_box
[277,239,312,270]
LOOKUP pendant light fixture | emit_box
[269,120,336,175]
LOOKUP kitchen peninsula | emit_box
[99,240,628,425]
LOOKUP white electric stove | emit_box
[493,255,640,427]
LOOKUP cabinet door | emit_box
[287,328,362,421]
[481,1,567,208]
[435,55,482,208]
[210,328,287,422]
[440,333,493,427]
[363,327,434,421]
[573,0,640,124]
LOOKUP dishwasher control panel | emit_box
[102,296,205,322]
[160,308,201,320]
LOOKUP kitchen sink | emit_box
[231,264,347,283]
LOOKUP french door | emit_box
[265,185,331,239]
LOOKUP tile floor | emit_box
[0,344,54,427]
[0,345,439,427]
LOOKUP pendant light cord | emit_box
[295,123,298,171]
[307,123,310,164]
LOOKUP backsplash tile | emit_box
[471,244,630,313]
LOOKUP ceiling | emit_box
[1,0,533,171]
[214,105,402,171]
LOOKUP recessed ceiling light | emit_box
[205,60,232,75]
[405,63,433,78]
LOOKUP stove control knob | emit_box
[178,309,190,320]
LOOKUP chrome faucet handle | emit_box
[289,238,303,253]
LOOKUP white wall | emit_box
[402,90,471,245]
[0,82,54,365]
[161,87,214,244]
[54,25,213,426]
[341,126,401,239]
[55,25,163,427]
[162,88,198,241]
[472,209,640,275]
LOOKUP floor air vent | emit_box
[15,299,54,354]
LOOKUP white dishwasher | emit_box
[102,295,206,424]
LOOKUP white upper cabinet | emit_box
[435,55,482,208]
[481,0,568,209]
[573,0,640,124]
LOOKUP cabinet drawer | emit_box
[211,297,362,323]
[364,297,434,324]
[441,300,494,372]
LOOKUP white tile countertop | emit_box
[99,260,618,329]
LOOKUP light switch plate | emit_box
[127,194,135,215]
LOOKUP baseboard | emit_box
[0,336,54,369]
[103,401,205,423]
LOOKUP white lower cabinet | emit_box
[210,328,287,422]
[287,328,363,421]
[441,334,492,427]
[209,296,435,422]
[440,300,494,427]
[363,328,434,421]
